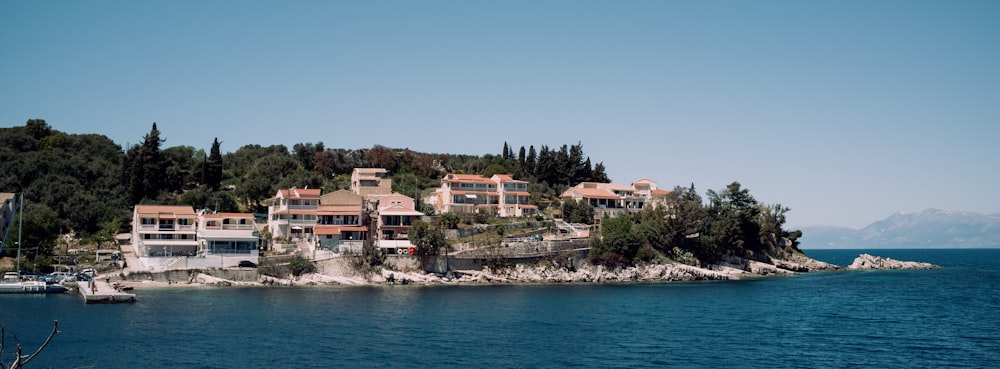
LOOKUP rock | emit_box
[847,253,940,270]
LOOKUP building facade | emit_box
[559,179,670,219]
[424,173,537,217]
[132,205,199,269]
[267,187,321,240]
[375,193,423,253]
[198,211,260,262]
[316,189,367,253]
[351,168,392,197]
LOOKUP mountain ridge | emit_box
[799,209,1000,249]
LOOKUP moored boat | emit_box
[0,272,70,294]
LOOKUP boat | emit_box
[0,271,69,294]
[0,193,69,294]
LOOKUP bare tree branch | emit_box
[4,320,59,369]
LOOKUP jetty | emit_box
[77,277,136,304]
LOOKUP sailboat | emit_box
[0,193,69,294]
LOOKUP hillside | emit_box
[800,209,1000,249]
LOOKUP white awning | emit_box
[465,194,477,199]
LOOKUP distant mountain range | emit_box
[799,209,1000,249]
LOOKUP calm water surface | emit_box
[2,249,998,368]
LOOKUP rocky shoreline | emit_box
[847,253,940,270]
[118,252,937,289]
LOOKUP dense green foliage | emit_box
[409,220,448,256]
[561,198,595,224]
[589,182,803,267]
[0,120,127,262]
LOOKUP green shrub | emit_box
[288,256,316,276]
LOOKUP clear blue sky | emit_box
[2,0,998,229]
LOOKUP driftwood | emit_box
[0,320,59,369]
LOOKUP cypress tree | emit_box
[207,137,223,190]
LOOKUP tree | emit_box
[140,123,166,200]
[591,162,610,183]
[293,142,322,173]
[237,153,302,211]
[162,145,199,194]
[524,145,537,177]
[24,119,52,140]
[561,198,594,224]
[410,220,448,257]
[365,145,397,172]
[123,123,167,204]
[664,184,706,252]
[206,138,223,190]
[703,182,762,258]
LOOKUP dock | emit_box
[78,277,136,304]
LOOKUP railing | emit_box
[157,224,195,231]
[204,224,255,231]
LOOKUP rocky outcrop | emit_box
[847,253,940,270]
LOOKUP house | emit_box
[267,187,321,240]
[351,168,392,197]
[375,193,424,253]
[492,174,538,217]
[316,189,367,253]
[559,179,670,219]
[132,205,199,270]
[198,211,260,266]
[424,173,537,217]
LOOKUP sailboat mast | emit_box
[16,192,22,272]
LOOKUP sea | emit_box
[2,249,998,369]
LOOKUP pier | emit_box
[77,276,136,304]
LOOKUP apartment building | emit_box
[560,179,670,219]
[424,173,536,217]
[267,187,321,240]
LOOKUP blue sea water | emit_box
[2,249,999,369]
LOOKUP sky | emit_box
[2,0,998,229]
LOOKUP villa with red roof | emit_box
[559,179,670,219]
[424,173,537,217]
[132,204,199,269]
[375,193,424,253]
[267,187,321,240]
[132,205,262,270]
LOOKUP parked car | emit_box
[238,260,257,268]
[51,271,75,282]
[80,268,97,277]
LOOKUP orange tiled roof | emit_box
[563,188,619,200]
[135,205,197,217]
[277,188,322,198]
[651,189,670,195]
[444,174,493,183]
